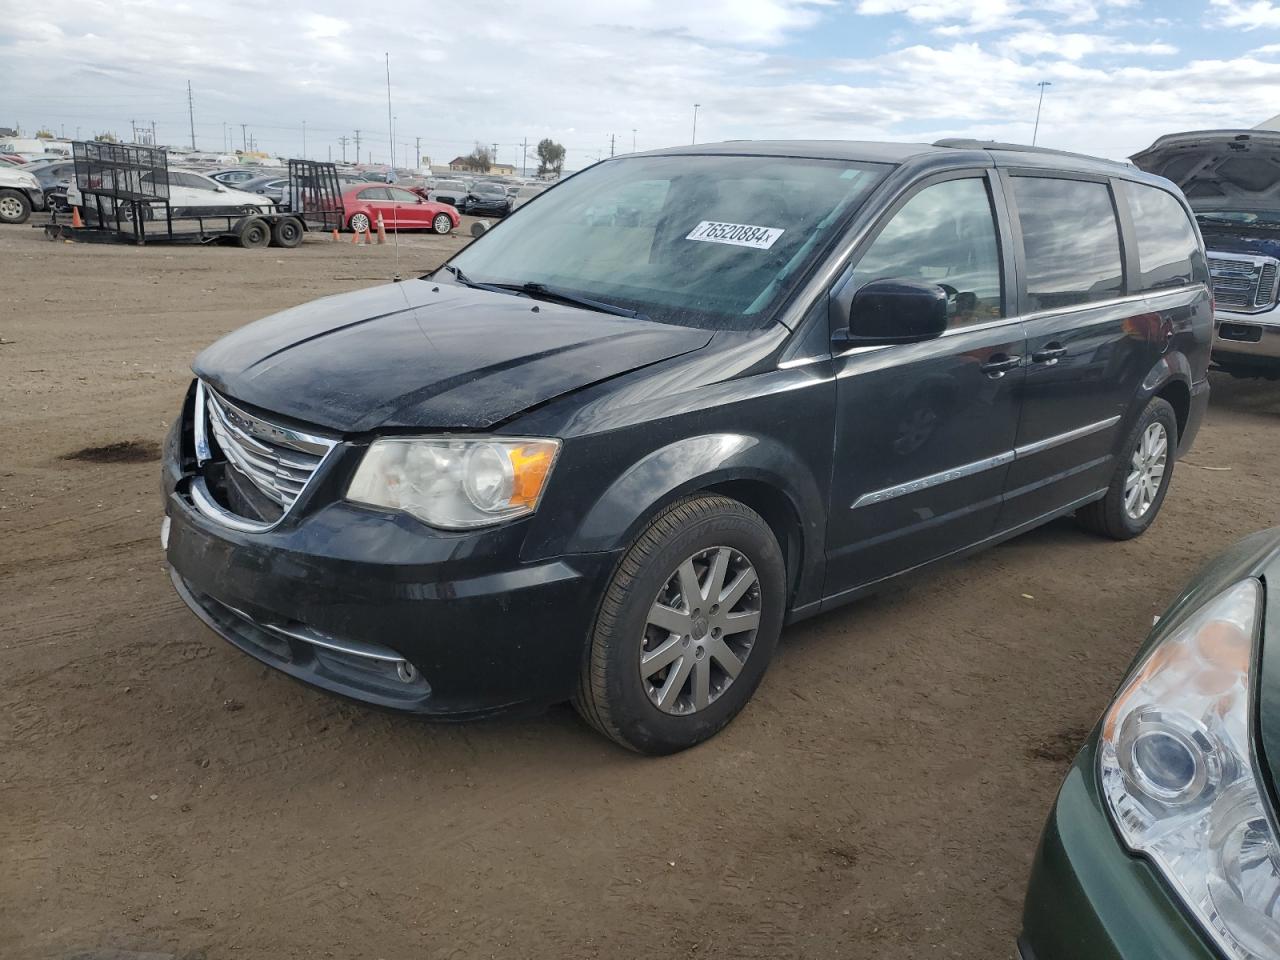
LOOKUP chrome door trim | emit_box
[848,415,1122,509]
[850,451,1015,509]
[1014,415,1120,459]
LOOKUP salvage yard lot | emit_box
[2,219,1278,960]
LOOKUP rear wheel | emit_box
[348,212,370,234]
[0,189,32,224]
[270,216,304,248]
[1077,397,1177,540]
[432,213,453,235]
[237,217,271,249]
[574,495,786,754]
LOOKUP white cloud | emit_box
[1209,0,1280,28]
[1000,31,1178,60]
[2,0,1276,171]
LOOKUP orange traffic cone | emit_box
[375,212,387,245]
[332,229,339,241]
[71,207,84,229]
[363,227,373,245]
[351,226,360,244]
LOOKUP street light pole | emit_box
[632,128,636,152]
[692,104,700,144]
[1032,80,1052,146]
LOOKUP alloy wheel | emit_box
[640,546,762,715]
[1125,421,1168,520]
[349,213,370,233]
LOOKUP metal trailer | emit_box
[44,144,343,249]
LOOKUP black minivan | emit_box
[163,139,1213,753]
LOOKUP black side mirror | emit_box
[835,278,949,347]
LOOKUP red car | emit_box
[341,184,459,235]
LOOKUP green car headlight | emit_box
[1100,579,1280,960]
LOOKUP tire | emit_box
[432,213,453,235]
[1077,397,1178,540]
[573,495,786,754]
[270,216,304,248]
[348,212,370,234]
[0,189,32,224]
[237,217,271,249]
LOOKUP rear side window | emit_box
[1121,181,1202,291]
[358,187,389,201]
[1012,177,1123,311]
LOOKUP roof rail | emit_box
[932,138,1126,165]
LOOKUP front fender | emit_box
[557,433,827,608]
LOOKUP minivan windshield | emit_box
[443,154,889,329]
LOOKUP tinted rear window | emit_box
[1122,181,1203,291]
[1012,177,1123,311]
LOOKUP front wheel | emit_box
[1077,397,1178,540]
[574,495,786,754]
[432,213,453,235]
[0,189,32,224]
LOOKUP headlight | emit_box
[1101,579,1280,960]
[346,436,560,529]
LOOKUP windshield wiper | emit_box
[440,267,645,320]
[438,263,512,295]
[485,281,647,320]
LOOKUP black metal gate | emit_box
[286,159,343,232]
[71,140,171,241]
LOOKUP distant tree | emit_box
[536,138,565,176]
[93,132,119,143]
[462,143,492,172]
[35,129,54,139]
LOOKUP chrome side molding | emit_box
[850,415,1121,509]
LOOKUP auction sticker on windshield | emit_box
[686,220,784,250]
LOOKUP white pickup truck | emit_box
[0,166,45,224]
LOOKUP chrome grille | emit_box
[1208,254,1280,314]
[196,381,335,511]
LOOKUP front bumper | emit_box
[1019,740,1217,960]
[163,427,618,718]
[1214,310,1280,367]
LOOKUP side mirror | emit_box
[834,278,949,347]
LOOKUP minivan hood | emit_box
[193,279,712,433]
[1130,130,1280,214]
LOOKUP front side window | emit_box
[1122,181,1203,292]
[849,176,1004,327]
[447,154,889,329]
[388,187,420,202]
[1013,176,1123,311]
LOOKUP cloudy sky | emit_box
[2,0,1279,169]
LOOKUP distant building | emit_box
[446,156,516,175]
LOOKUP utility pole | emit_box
[609,133,615,157]
[338,135,349,163]
[241,123,247,152]
[302,120,306,160]
[187,80,196,150]
[632,129,637,152]
[129,119,137,143]
[520,137,528,177]
[1032,80,1052,146]
[151,120,156,146]
[692,103,700,144]
[354,130,361,163]
[415,136,421,170]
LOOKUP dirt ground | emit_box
[2,214,1278,960]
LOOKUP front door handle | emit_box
[1032,343,1068,365]
[980,354,1022,378]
